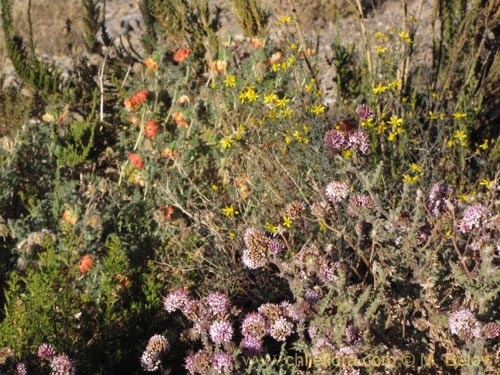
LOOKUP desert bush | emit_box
[0,0,499,374]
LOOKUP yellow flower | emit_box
[429,111,438,120]
[376,122,387,134]
[388,115,403,127]
[281,108,294,118]
[453,130,467,142]
[399,31,413,43]
[290,43,297,50]
[376,46,387,55]
[282,215,292,228]
[453,112,467,119]
[310,104,325,115]
[479,179,492,189]
[304,83,314,93]
[279,15,292,23]
[265,222,278,234]
[284,136,292,144]
[235,124,246,140]
[287,56,296,65]
[264,93,278,104]
[409,163,422,173]
[211,184,218,191]
[319,221,327,231]
[222,205,238,218]
[362,118,374,128]
[403,174,420,183]
[220,136,235,149]
[478,139,489,150]
[341,149,353,159]
[245,87,259,102]
[373,83,388,94]
[387,132,397,142]
[389,80,401,89]
[223,75,236,87]
[239,91,247,103]
[275,96,290,109]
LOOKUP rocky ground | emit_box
[0,0,435,100]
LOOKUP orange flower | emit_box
[127,90,149,111]
[63,209,77,226]
[172,111,188,127]
[173,47,191,63]
[267,51,282,65]
[144,119,159,138]
[128,153,143,169]
[144,57,158,71]
[160,205,175,220]
[130,115,140,127]
[176,95,191,105]
[162,148,181,159]
[208,60,227,73]
[299,48,317,58]
[250,37,264,48]
[79,254,93,273]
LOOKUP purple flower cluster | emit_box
[185,350,234,375]
[324,129,370,155]
[141,334,170,372]
[428,182,455,218]
[164,290,232,326]
[458,204,491,233]
[355,104,374,122]
[324,181,350,203]
[209,320,233,345]
[36,343,74,375]
[212,352,234,373]
[163,288,190,312]
[449,308,481,340]
[37,343,56,360]
[242,227,270,269]
[205,292,230,316]
[347,194,374,216]
[16,362,27,375]
[50,354,75,375]
[239,301,300,356]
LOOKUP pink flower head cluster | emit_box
[37,343,75,375]
[50,354,75,375]
[164,289,231,322]
[240,301,301,357]
[449,308,480,340]
[241,227,270,269]
[428,182,455,218]
[140,334,170,372]
[184,350,234,375]
[324,181,350,203]
[458,204,491,233]
[324,128,370,156]
[355,104,374,122]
